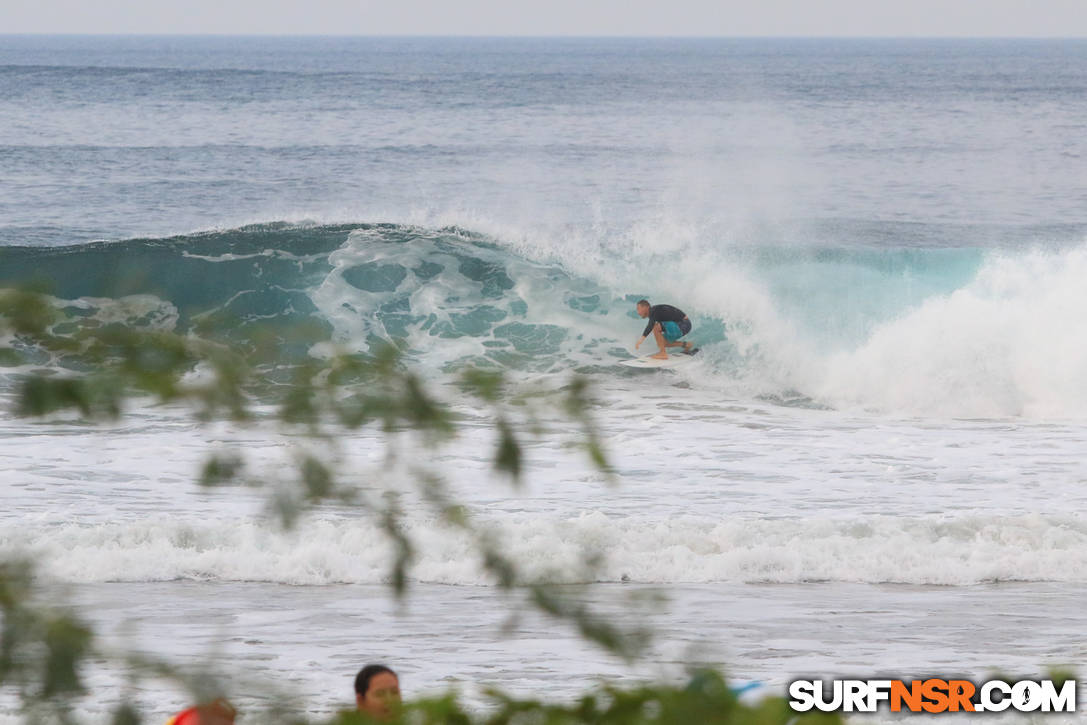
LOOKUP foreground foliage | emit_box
[0,288,839,724]
[1,554,836,723]
[332,670,841,725]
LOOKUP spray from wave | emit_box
[2,221,1086,417]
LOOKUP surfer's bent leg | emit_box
[676,318,692,350]
[650,322,669,358]
[661,319,692,351]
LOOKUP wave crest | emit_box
[4,221,1087,417]
[5,512,1084,586]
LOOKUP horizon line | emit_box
[3,32,1086,40]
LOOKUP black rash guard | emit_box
[642,304,688,337]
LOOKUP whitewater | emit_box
[2,36,1087,721]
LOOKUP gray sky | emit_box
[5,0,1087,36]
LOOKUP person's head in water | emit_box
[636,299,651,318]
[355,664,400,720]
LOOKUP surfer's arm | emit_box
[641,316,656,338]
[637,309,661,346]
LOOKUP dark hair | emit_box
[636,299,650,307]
[355,664,397,697]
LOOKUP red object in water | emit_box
[165,700,236,725]
[166,708,200,725]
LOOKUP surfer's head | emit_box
[355,664,400,720]
[636,299,650,318]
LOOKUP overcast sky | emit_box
[4,0,1087,37]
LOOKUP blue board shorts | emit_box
[661,319,692,341]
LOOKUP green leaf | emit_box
[381,493,415,597]
[199,453,245,487]
[300,456,334,500]
[41,615,93,697]
[0,288,58,335]
[16,376,122,419]
[587,440,609,472]
[111,702,142,725]
[494,417,522,484]
[460,368,505,402]
[0,347,23,367]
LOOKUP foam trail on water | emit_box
[5,513,1085,586]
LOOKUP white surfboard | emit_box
[618,349,700,369]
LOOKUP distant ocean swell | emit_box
[2,221,1087,417]
[2,512,1084,586]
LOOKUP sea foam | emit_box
[5,512,1085,587]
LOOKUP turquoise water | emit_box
[3,36,1087,721]
[3,37,1087,411]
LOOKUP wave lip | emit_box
[5,220,1087,417]
[5,512,1085,587]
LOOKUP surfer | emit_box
[634,299,693,359]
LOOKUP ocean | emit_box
[2,35,1087,721]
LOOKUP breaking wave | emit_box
[4,512,1085,586]
[2,221,1086,417]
